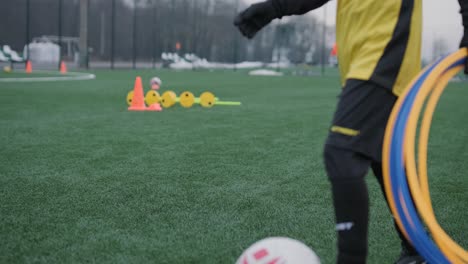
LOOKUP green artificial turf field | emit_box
[0,69,466,263]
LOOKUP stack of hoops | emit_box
[383,48,468,263]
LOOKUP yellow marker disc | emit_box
[200,92,216,108]
[179,91,195,108]
[126,91,134,106]
[161,90,177,108]
[145,90,161,106]
[168,91,177,100]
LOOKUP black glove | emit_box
[461,30,468,74]
[234,1,279,39]
[234,0,329,39]
[459,0,468,73]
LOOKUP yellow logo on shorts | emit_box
[331,126,360,136]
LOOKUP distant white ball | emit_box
[150,77,162,86]
[236,237,321,264]
[150,77,162,90]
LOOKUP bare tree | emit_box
[0,0,331,65]
[432,37,449,60]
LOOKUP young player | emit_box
[234,0,468,263]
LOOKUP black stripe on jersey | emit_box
[369,0,414,90]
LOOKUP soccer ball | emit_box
[3,66,12,73]
[236,237,321,264]
[150,77,162,90]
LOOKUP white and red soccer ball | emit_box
[236,237,321,264]
[150,77,162,90]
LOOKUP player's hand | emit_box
[461,30,468,74]
[234,1,278,39]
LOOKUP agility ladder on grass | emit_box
[383,48,468,264]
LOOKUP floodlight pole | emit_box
[171,0,176,53]
[321,4,327,77]
[275,22,281,72]
[26,0,30,61]
[233,0,240,71]
[191,0,196,71]
[152,0,157,69]
[79,0,89,69]
[58,0,63,70]
[111,0,115,69]
[132,0,137,69]
[192,0,197,53]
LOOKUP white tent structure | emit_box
[24,42,60,64]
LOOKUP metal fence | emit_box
[0,0,332,71]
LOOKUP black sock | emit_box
[324,145,371,264]
[332,178,369,264]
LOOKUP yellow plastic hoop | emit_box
[384,48,468,263]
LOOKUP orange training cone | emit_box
[147,103,163,112]
[128,76,147,111]
[60,61,67,74]
[25,60,32,73]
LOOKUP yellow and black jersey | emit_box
[336,0,422,96]
[269,0,468,96]
[270,0,423,96]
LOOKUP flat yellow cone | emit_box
[126,90,134,106]
[200,92,216,108]
[145,90,161,106]
[180,91,195,108]
[161,90,177,108]
[168,91,177,99]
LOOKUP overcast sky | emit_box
[245,0,464,60]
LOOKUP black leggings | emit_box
[324,144,414,264]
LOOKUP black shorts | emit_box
[325,79,397,162]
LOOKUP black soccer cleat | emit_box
[394,245,427,264]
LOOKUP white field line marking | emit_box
[0,71,96,82]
